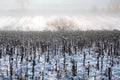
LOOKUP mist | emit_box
[0,0,111,14]
[0,0,120,31]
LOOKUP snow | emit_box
[0,46,120,80]
[0,13,120,31]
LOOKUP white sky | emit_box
[0,0,110,16]
[0,0,108,10]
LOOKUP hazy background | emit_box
[0,0,110,15]
[0,0,120,31]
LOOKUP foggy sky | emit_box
[0,0,108,14]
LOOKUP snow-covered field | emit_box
[0,12,120,80]
[0,13,120,31]
[0,39,120,80]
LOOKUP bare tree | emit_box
[108,0,120,12]
[16,0,29,11]
[91,4,98,12]
[46,17,76,31]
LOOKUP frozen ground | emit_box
[0,46,120,80]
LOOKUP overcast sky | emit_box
[0,0,108,12]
